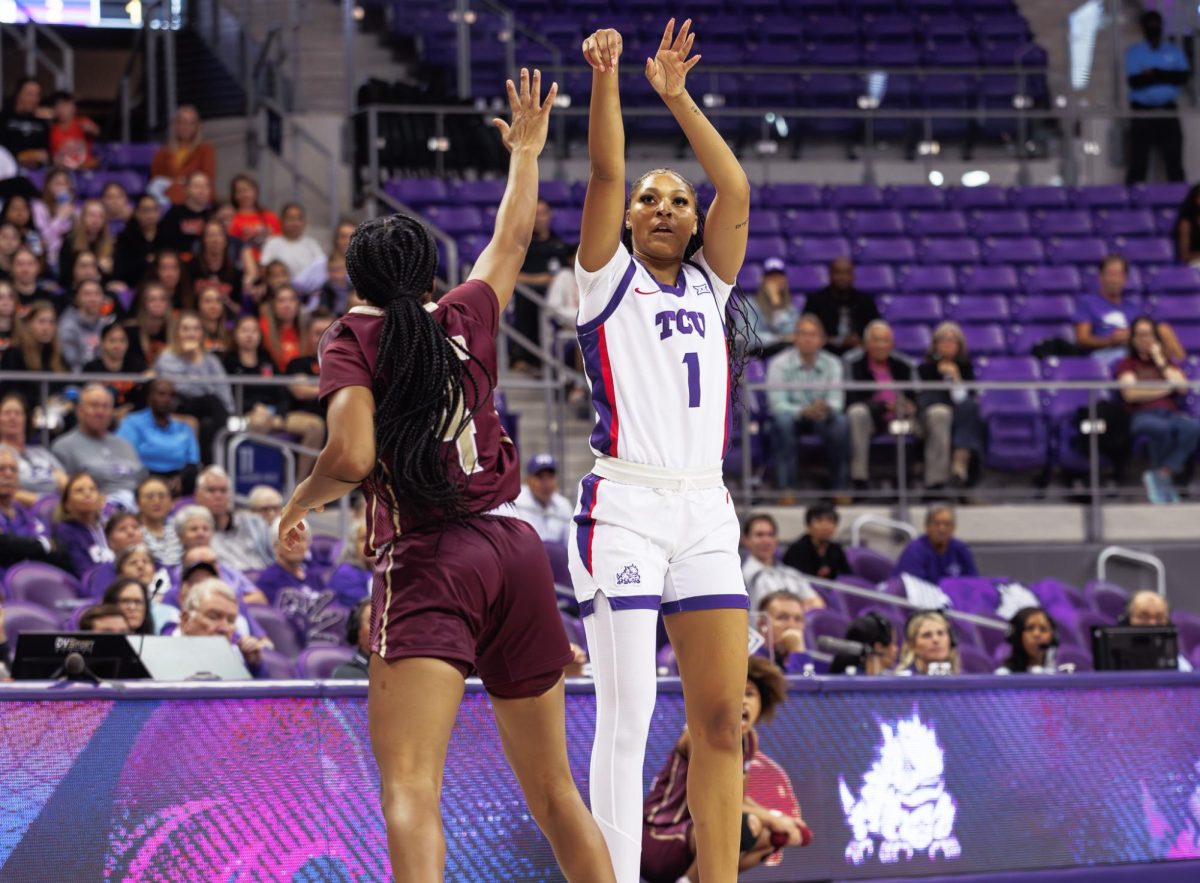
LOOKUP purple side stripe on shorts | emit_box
[573,473,602,575]
[661,594,750,616]
[579,595,661,618]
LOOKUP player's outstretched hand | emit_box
[646,18,700,98]
[278,491,322,551]
[582,28,623,73]
[492,67,558,156]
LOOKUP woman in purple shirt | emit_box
[51,472,112,577]
[893,504,978,584]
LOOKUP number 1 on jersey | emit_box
[682,352,700,408]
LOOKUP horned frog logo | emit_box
[838,712,961,866]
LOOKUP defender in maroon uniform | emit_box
[278,70,615,883]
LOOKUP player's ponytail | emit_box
[345,214,492,519]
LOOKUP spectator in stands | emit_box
[32,169,77,268]
[259,284,306,371]
[150,105,216,206]
[846,320,920,491]
[222,314,286,426]
[331,597,371,679]
[917,321,983,489]
[0,77,50,169]
[194,465,273,571]
[58,200,114,291]
[767,313,848,497]
[741,513,823,611]
[1174,184,1200,265]
[1127,589,1195,671]
[158,172,211,262]
[0,223,21,280]
[79,603,129,634]
[0,442,56,568]
[227,174,280,263]
[749,257,798,357]
[82,321,147,415]
[8,246,58,312]
[150,248,193,310]
[58,279,110,371]
[0,281,16,351]
[196,284,232,353]
[0,391,66,503]
[193,221,252,315]
[1115,316,1200,504]
[167,524,268,618]
[3,194,46,261]
[177,578,265,674]
[331,218,355,263]
[514,453,573,545]
[641,656,807,883]
[282,308,331,478]
[897,610,960,675]
[105,510,144,554]
[1125,10,1189,185]
[154,311,234,460]
[328,520,372,607]
[829,612,898,675]
[114,195,162,287]
[512,198,572,372]
[246,485,284,527]
[261,258,291,298]
[116,378,201,481]
[48,91,98,170]
[256,515,324,605]
[103,577,156,635]
[260,203,326,292]
[50,383,146,502]
[1076,256,1183,368]
[783,503,851,580]
[995,606,1059,674]
[894,505,978,584]
[51,471,111,576]
[137,476,181,564]
[803,257,880,356]
[756,590,816,673]
[545,244,579,327]
[1,301,67,397]
[316,253,353,315]
[100,182,132,236]
[125,280,172,365]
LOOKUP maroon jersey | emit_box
[318,280,519,550]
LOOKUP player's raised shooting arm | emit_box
[577,28,627,273]
[469,68,557,312]
[649,18,750,284]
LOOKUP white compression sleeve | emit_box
[583,592,661,883]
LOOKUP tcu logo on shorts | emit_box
[655,309,707,340]
[616,564,641,585]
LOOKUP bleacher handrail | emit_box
[0,0,76,98]
[850,514,918,547]
[804,573,1009,634]
[1097,546,1167,598]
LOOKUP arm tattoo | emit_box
[734,218,749,230]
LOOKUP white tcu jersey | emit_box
[575,243,734,470]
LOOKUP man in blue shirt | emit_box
[116,378,200,481]
[1125,10,1189,184]
[893,504,978,585]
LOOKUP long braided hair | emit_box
[621,168,758,409]
[344,215,492,520]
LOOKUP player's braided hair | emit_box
[622,168,758,410]
[345,214,492,520]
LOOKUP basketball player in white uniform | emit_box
[571,19,753,883]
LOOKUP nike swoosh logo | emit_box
[634,287,659,295]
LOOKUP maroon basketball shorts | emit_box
[641,822,693,883]
[369,513,574,698]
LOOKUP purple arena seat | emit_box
[901,264,957,294]
[423,206,485,236]
[2,600,64,640]
[826,185,885,210]
[789,236,851,264]
[975,356,1047,469]
[538,180,573,206]
[983,237,1045,265]
[834,575,888,617]
[947,186,1010,211]
[739,265,764,292]
[1054,646,1094,671]
[1175,324,1200,352]
[1094,209,1156,238]
[856,236,917,264]
[246,605,304,659]
[551,208,584,239]
[1173,614,1200,656]
[3,562,83,609]
[1010,186,1071,210]
[803,609,852,652]
[1071,185,1130,209]
[33,493,58,525]
[1009,322,1074,356]
[296,646,357,679]
[258,647,296,679]
[384,178,449,207]
[845,546,894,584]
[882,294,942,325]
[785,209,842,236]
[1148,266,1200,294]
[939,576,1001,616]
[960,264,1019,294]
[950,294,1011,323]
[1150,295,1200,322]
[100,142,159,169]
[1046,238,1108,266]
[970,209,1031,237]
[1069,610,1114,648]
[920,237,981,264]
[543,540,571,588]
[1024,266,1082,294]
[1014,294,1075,323]
[560,611,586,649]
[893,324,932,356]
[1131,182,1190,209]
[764,183,824,209]
[1089,586,1130,622]
[308,534,339,566]
[887,185,946,210]
[787,264,829,292]
[958,645,996,674]
[449,178,508,206]
[1115,237,1174,264]
[1031,210,1094,238]
[852,264,897,294]
[746,237,789,264]
[844,210,906,237]
[809,583,849,616]
[962,323,1008,355]
[906,210,968,236]
[748,210,783,235]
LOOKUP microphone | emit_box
[817,636,877,657]
[50,651,103,685]
[1041,642,1056,672]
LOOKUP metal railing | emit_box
[0,0,75,99]
[806,572,1010,637]
[850,514,919,547]
[1097,546,1167,598]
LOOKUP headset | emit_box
[861,611,894,648]
[1004,606,1060,652]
